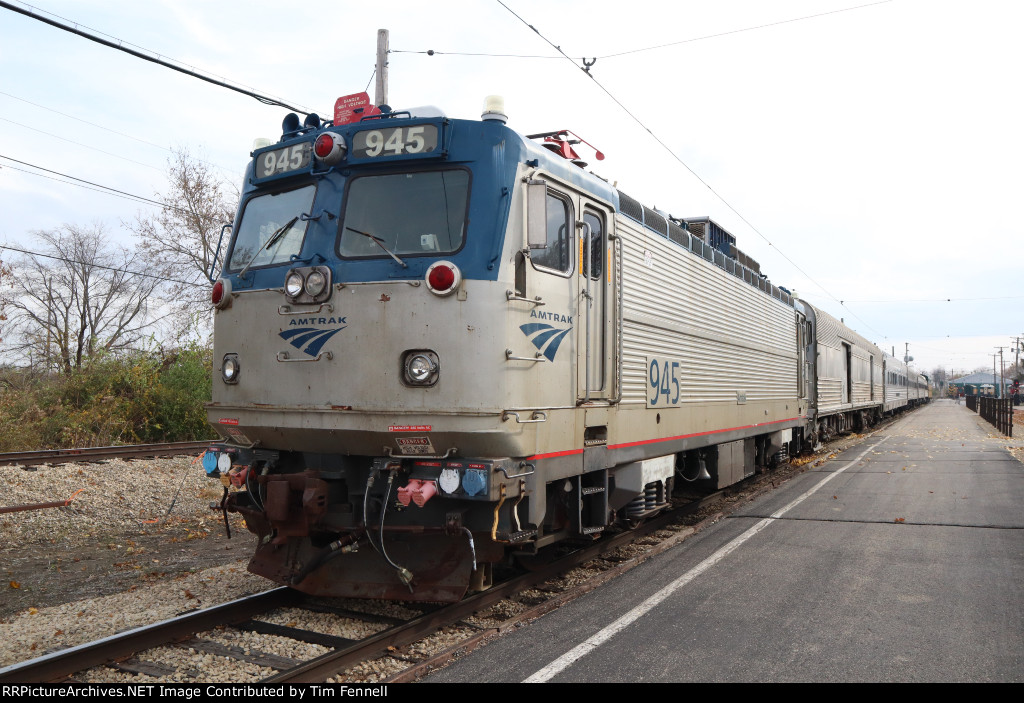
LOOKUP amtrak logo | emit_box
[519,323,571,362]
[279,326,346,356]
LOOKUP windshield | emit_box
[229,184,316,271]
[338,170,469,259]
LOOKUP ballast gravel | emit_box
[1,453,271,669]
[0,561,272,668]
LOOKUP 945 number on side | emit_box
[647,356,681,407]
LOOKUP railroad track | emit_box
[0,441,213,468]
[0,421,901,683]
[0,492,725,684]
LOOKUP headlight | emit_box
[284,266,332,304]
[285,272,304,297]
[305,270,327,297]
[408,356,435,381]
[403,351,439,386]
[222,354,240,384]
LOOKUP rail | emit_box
[0,441,213,468]
[0,493,724,683]
[0,589,301,683]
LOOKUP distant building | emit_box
[949,372,1013,397]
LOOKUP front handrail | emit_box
[501,411,547,424]
[278,303,334,316]
[506,290,546,306]
[276,351,333,362]
[382,446,458,460]
[505,349,547,363]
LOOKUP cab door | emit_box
[841,342,852,404]
[576,200,615,402]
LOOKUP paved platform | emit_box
[427,400,1023,682]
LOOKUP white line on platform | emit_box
[523,436,889,683]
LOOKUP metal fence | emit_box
[978,396,1013,436]
[966,395,977,412]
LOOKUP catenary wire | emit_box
[0,242,208,288]
[1,117,164,172]
[494,0,887,340]
[0,154,196,215]
[599,0,893,59]
[2,161,171,208]
[0,0,320,117]
[393,1,894,62]
[0,90,239,176]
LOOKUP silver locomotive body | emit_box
[205,104,917,601]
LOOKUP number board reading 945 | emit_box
[647,356,682,408]
[256,142,311,180]
[352,125,438,159]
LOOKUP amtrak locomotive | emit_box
[203,93,927,601]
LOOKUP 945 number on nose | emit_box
[647,356,681,407]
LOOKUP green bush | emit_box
[0,346,216,451]
[147,345,215,442]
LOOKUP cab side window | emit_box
[532,191,572,273]
[581,210,603,280]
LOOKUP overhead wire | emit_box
[0,0,987,346]
[394,1,894,62]
[0,157,228,288]
[0,117,164,172]
[391,49,560,59]
[0,241,208,288]
[0,90,240,176]
[494,0,889,341]
[598,0,894,59]
[0,0,319,117]
[1,161,168,208]
[0,154,196,215]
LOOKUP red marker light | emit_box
[428,265,455,291]
[425,261,461,296]
[313,132,347,166]
[211,278,232,309]
[314,133,335,158]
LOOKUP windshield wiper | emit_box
[239,216,299,278]
[345,227,407,268]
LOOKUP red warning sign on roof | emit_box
[334,92,381,125]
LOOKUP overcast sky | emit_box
[1,0,1021,376]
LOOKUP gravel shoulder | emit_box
[1,454,270,666]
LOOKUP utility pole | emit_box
[374,29,389,108]
[993,353,999,398]
[45,277,52,374]
[997,346,1006,398]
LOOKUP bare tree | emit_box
[128,147,238,339]
[2,223,166,373]
[0,257,10,345]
